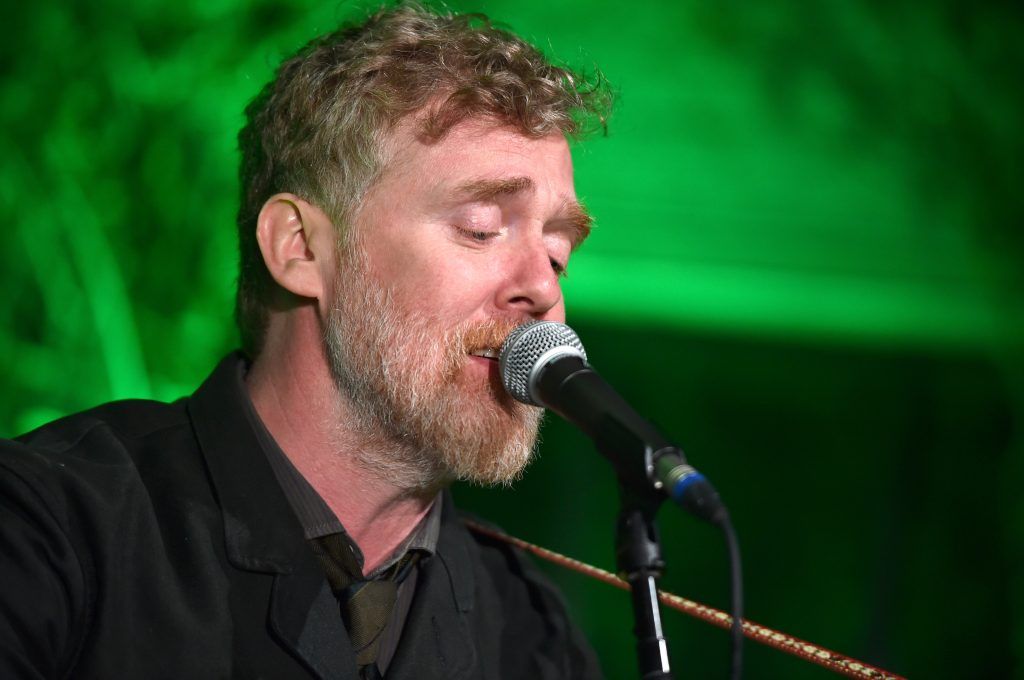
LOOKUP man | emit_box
[0,5,610,679]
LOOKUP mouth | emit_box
[469,348,500,360]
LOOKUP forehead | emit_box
[379,117,576,197]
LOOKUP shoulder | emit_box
[448,505,604,679]
[1,397,209,543]
[456,510,576,624]
[457,510,558,592]
[12,398,190,455]
[0,399,194,677]
[3,398,196,500]
[0,397,211,544]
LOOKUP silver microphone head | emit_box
[499,320,588,406]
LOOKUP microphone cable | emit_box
[718,509,744,680]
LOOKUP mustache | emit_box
[458,318,526,354]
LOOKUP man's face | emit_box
[324,117,588,490]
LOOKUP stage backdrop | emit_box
[3,1,1022,678]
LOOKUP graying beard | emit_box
[323,255,542,491]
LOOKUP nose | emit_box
[494,239,563,319]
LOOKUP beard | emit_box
[323,245,543,492]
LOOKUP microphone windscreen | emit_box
[499,321,588,406]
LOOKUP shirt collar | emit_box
[235,357,442,576]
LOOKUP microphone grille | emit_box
[499,321,587,406]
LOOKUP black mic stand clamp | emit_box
[616,486,673,680]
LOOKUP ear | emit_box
[255,193,334,301]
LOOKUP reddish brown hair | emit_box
[236,4,612,354]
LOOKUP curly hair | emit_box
[235,4,612,355]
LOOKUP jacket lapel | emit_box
[268,561,357,680]
[188,354,355,680]
[387,493,480,680]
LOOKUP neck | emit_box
[245,335,436,573]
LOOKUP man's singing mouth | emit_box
[469,348,499,360]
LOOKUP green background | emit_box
[3,1,1021,677]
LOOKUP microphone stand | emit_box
[616,486,673,680]
[499,323,740,677]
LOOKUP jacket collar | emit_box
[187,352,304,573]
[186,353,483,680]
[187,353,355,680]
[385,491,479,679]
[433,491,476,613]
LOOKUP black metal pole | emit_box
[617,494,673,680]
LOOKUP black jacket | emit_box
[0,355,601,679]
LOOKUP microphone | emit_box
[499,320,725,524]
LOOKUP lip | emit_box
[467,354,500,379]
[468,354,498,366]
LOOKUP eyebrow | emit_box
[454,176,535,203]
[452,176,593,249]
[558,200,593,250]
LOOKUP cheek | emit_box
[369,243,495,318]
[360,228,441,292]
[422,258,498,315]
[546,297,567,323]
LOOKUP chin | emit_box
[436,398,544,487]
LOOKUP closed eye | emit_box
[456,226,500,243]
[550,258,568,278]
